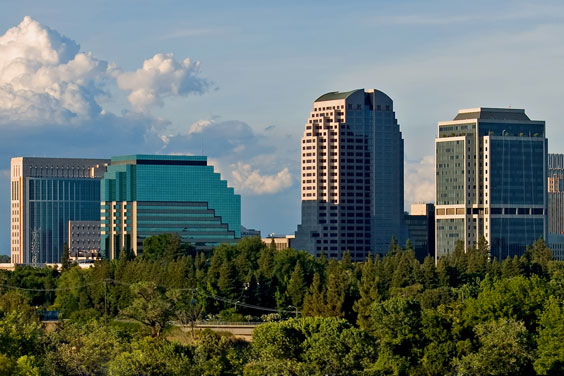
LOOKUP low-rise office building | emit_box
[68,220,101,260]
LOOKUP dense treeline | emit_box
[1,234,564,374]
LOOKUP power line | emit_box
[0,278,301,315]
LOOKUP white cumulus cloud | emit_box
[231,162,292,195]
[188,119,212,134]
[0,16,210,124]
[115,53,210,112]
[0,16,107,125]
[405,155,435,207]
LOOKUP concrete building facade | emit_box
[262,235,295,251]
[293,89,406,261]
[10,157,109,264]
[100,155,240,259]
[435,108,547,261]
[68,220,101,260]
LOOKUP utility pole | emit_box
[104,279,107,317]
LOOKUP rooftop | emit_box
[315,89,361,102]
[111,154,207,166]
[453,107,531,122]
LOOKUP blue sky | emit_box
[1,0,563,254]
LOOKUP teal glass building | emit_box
[100,155,240,258]
[435,108,547,261]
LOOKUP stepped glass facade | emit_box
[294,89,406,261]
[10,157,109,264]
[100,155,240,259]
[435,108,547,261]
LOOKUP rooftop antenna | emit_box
[201,133,204,156]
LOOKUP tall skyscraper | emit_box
[435,108,547,261]
[10,157,109,264]
[547,154,564,260]
[101,155,240,259]
[548,154,564,234]
[293,89,406,261]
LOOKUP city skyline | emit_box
[1,1,564,253]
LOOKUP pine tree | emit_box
[354,257,380,329]
[388,236,401,254]
[325,261,345,317]
[61,243,71,271]
[303,273,325,316]
[217,259,239,301]
[421,256,438,289]
[287,263,306,308]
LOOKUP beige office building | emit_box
[293,89,406,261]
[10,157,108,264]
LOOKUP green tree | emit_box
[217,259,241,302]
[61,243,71,271]
[302,273,325,316]
[0,290,37,321]
[354,257,380,329]
[286,263,306,308]
[535,296,564,375]
[419,307,457,375]
[107,337,192,376]
[456,318,533,375]
[523,237,553,276]
[52,266,91,318]
[462,275,550,331]
[467,237,489,276]
[368,297,423,374]
[7,266,59,306]
[302,318,376,375]
[249,317,376,375]
[142,233,193,261]
[193,329,250,376]
[0,311,43,360]
[501,255,522,279]
[421,256,439,289]
[167,289,204,339]
[323,261,346,318]
[120,281,173,337]
[43,320,125,375]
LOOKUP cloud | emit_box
[231,162,292,195]
[164,119,269,158]
[0,16,107,125]
[0,16,210,125]
[114,53,210,112]
[188,119,212,134]
[404,155,434,206]
[162,118,294,195]
[0,170,8,178]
